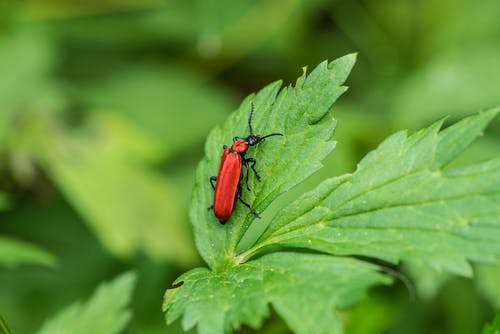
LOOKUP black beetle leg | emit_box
[236,185,260,219]
[242,158,260,191]
[246,158,260,181]
[209,176,217,190]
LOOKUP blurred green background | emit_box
[0,0,499,333]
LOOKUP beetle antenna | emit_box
[260,133,283,140]
[248,102,255,135]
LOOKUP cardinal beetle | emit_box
[210,103,283,223]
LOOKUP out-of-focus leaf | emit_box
[0,31,54,145]
[390,47,500,127]
[476,262,500,309]
[418,0,500,53]
[37,272,136,334]
[193,0,304,63]
[75,66,234,156]
[15,111,197,264]
[23,2,197,49]
[0,193,10,211]
[482,313,500,334]
[194,0,293,59]
[343,291,398,334]
[0,197,139,334]
[16,0,165,20]
[330,1,400,72]
[195,0,253,42]
[83,112,164,164]
[0,313,11,334]
[404,261,449,300]
[0,236,56,268]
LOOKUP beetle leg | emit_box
[209,176,217,190]
[236,186,261,219]
[242,159,252,191]
[242,157,260,191]
[208,177,216,210]
[246,158,260,181]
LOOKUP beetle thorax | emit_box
[231,140,249,153]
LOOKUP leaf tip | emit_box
[163,280,185,312]
[479,105,500,120]
[329,53,357,69]
[119,271,138,285]
[327,53,357,85]
[346,52,359,61]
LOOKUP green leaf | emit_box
[167,54,499,334]
[0,312,11,334]
[342,292,398,334]
[403,261,450,300]
[0,193,10,211]
[15,111,197,264]
[0,30,58,149]
[246,107,500,276]
[190,54,356,270]
[37,272,136,334]
[164,253,390,334]
[482,313,500,334]
[476,261,500,309]
[75,65,234,156]
[390,46,500,127]
[0,236,56,268]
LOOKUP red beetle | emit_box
[210,103,283,223]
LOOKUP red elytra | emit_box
[210,103,283,224]
[212,147,241,222]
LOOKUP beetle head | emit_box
[246,133,283,146]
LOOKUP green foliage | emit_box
[403,261,450,300]
[74,65,234,156]
[390,47,500,128]
[1,0,500,332]
[0,31,55,146]
[0,193,9,211]
[476,262,500,309]
[13,111,197,264]
[0,236,56,268]
[482,313,500,334]
[164,54,500,333]
[0,313,11,334]
[36,272,136,334]
[164,253,389,334]
[250,108,500,276]
[190,54,356,270]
